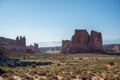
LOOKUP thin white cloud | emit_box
[39,41,61,47]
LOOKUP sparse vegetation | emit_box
[31,64,36,68]
[0,66,12,75]
[108,61,114,65]
[0,53,120,80]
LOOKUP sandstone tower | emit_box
[61,29,103,53]
[88,30,103,52]
[34,43,40,53]
[15,36,26,47]
[69,30,89,53]
[61,40,71,54]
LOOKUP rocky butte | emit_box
[61,29,103,53]
[0,36,26,53]
[0,36,40,53]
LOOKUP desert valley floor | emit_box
[0,53,120,80]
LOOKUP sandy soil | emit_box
[13,75,21,80]
[0,77,3,80]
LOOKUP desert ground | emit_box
[0,53,120,80]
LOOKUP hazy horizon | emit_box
[0,0,120,47]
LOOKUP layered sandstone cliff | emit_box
[0,36,26,53]
[69,30,89,53]
[61,29,103,53]
[88,30,103,52]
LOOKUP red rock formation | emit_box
[25,48,34,54]
[15,36,26,47]
[0,36,26,53]
[26,43,40,53]
[69,29,89,53]
[61,29,103,53]
[61,40,71,53]
[88,30,103,51]
[34,43,40,53]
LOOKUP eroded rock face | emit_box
[88,30,103,51]
[34,43,40,53]
[61,29,103,53]
[69,30,89,53]
[0,36,26,53]
[61,40,71,53]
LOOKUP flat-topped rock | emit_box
[88,30,103,52]
[61,29,103,53]
[69,29,89,53]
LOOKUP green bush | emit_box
[0,66,11,75]
[108,62,114,65]
[93,64,107,71]
[31,64,36,68]
[79,57,83,60]
[75,68,82,74]
[57,63,61,66]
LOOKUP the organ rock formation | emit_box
[61,29,103,53]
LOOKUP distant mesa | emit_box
[103,44,120,53]
[0,36,40,53]
[61,29,103,53]
[0,36,26,53]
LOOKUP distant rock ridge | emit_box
[61,29,103,53]
[0,36,41,53]
[26,43,40,53]
[0,36,26,53]
[103,44,120,53]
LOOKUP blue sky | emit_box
[0,0,120,47]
